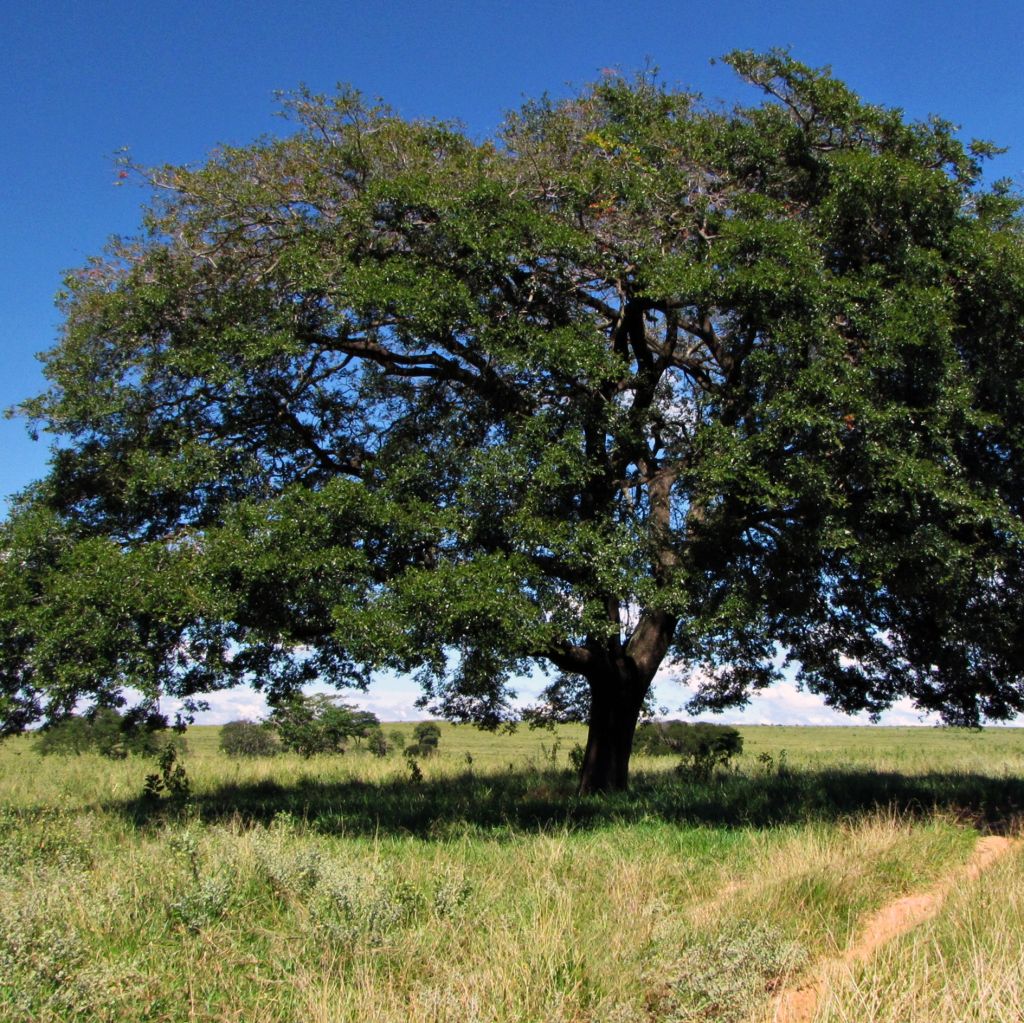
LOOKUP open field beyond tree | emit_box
[1,724,1022,1022]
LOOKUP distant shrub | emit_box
[634,720,685,756]
[34,716,93,756]
[267,695,380,757]
[413,721,441,745]
[634,720,743,779]
[678,724,743,780]
[347,711,384,748]
[366,728,389,758]
[387,729,406,751]
[219,720,280,758]
[35,707,183,759]
[405,721,441,759]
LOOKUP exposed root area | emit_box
[770,835,1018,1023]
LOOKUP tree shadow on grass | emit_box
[109,764,1024,838]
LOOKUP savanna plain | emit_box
[1,722,1022,1023]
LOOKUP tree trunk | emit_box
[577,675,647,795]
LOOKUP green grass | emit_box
[1,724,1021,1021]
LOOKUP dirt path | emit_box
[770,835,1017,1023]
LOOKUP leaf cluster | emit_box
[2,50,1023,738]
[266,693,381,757]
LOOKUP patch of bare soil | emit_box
[769,835,1017,1023]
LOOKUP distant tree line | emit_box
[35,707,185,759]
[218,694,440,760]
[34,694,444,763]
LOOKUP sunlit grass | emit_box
[812,841,1024,1023]
[1,724,1021,1021]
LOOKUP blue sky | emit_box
[3,0,1021,724]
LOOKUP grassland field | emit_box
[1,722,1022,1022]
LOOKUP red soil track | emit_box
[770,835,1018,1023]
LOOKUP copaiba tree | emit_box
[3,51,1023,791]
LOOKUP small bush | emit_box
[366,728,390,757]
[313,860,423,947]
[432,866,474,918]
[405,721,441,758]
[252,835,323,895]
[634,720,743,778]
[650,923,806,1023]
[219,720,280,758]
[677,724,743,780]
[142,745,190,800]
[169,874,233,932]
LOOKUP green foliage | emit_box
[0,807,94,872]
[0,903,90,1018]
[677,725,744,781]
[33,715,93,756]
[413,721,442,747]
[634,721,744,778]
[142,745,190,799]
[365,727,390,757]
[4,53,1024,793]
[218,719,280,758]
[347,711,386,747]
[247,827,472,949]
[267,694,379,757]
[35,707,182,759]
[405,721,442,759]
[169,873,233,932]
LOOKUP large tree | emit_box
[3,52,1023,792]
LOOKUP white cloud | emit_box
[161,671,434,725]
[650,666,942,726]
[162,689,270,725]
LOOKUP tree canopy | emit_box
[267,694,380,757]
[3,51,1023,791]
